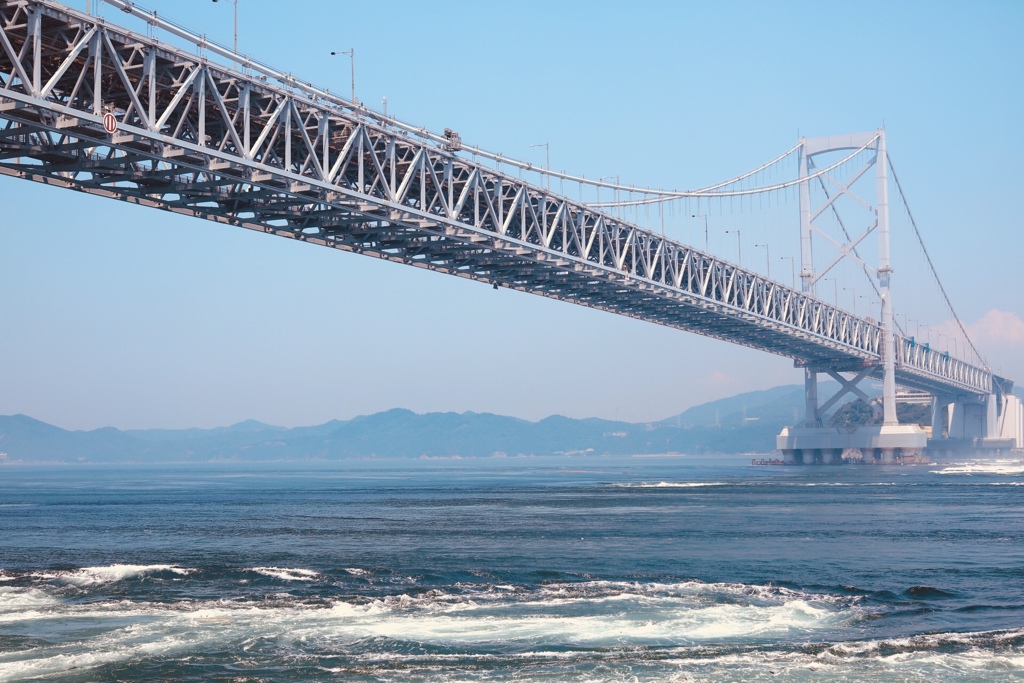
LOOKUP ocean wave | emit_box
[31,564,194,586]
[0,608,230,682]
[308,579,863,647]
[248,567,320,582]
[0,586,60,615]
[905,585,956,599]
[343,567,371,577]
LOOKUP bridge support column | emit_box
[804,369,820,427]
[931,396,947,440]
[926,390,1023,458]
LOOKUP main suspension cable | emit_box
[888,154,987,370]
[589,136,878,205]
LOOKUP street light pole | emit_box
[330,49,356,104]
[600,176,620,218]
[530,143,549,191]
[780,256,795,288]
[725,229,741,266]
[859,295,872,319]
[691,214,708,252]
[754,243,769,278]
[821,278,837,306]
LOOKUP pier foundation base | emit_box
[777,425,928,464]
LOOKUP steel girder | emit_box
[0,0,996,397]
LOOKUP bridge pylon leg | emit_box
[804,369,821,428]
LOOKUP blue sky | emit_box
[1,0,1021,429]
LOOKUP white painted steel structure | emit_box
[0,0,1008,406]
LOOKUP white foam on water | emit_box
[0,587,60,615]
[932,462,1024,476]
[343,567,371,576]
[0,610,233,682]
[325,632,1024,682]
[293,580,859,648]
[49,564,193,586]
[249,566,320,581]
[805,629,1024,681]
[610,482,728,488]
[544,579,851,606]
[20,580,1021,681]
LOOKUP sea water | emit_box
[1,454,1023,681]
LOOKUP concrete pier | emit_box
[777,425,928,464]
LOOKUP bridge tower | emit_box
[779,130,928,464]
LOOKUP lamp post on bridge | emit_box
[530,143,550,191]
[860,295,873,319]
[330,49,356,104]
[600,176,620,218]
[754,243,769,278]
[211,0,238,68]
[821,278,837,306]
[725,229,741,266]
[780,256,795,288]
[691,214,708,252]
[843,287,856,315]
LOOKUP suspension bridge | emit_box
[0,0,1019,461]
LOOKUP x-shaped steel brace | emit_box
[815,366,875,420]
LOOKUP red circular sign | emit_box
[102,112,117,134]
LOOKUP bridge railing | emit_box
[896,337,991,395]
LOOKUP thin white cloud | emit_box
[963,309,1024,380]
[969,309,1024,346]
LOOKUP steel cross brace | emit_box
[815,367,875,421]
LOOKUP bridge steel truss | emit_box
[0,0,997,398]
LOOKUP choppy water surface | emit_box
[1,455,1023,681]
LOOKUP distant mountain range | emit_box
[2,383,1012,464]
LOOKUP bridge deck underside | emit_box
[0,0,997,398]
